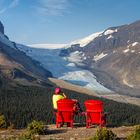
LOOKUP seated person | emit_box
[52,87,83,114]
[52,87,67,111]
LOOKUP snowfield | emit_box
[94,53,108,61]
[132,42,138,47]
[17,43,112,94]
[123,49,130,53]
[65,31,103,48]
[107,35,114,39]
[29,44,67,49]
[104,29,118,35]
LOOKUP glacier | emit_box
[17,43,112,94]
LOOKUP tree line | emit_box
[0,84,140,128]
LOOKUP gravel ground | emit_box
[40,124,134,140]
[0,125,135,140]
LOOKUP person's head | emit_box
[55,87,61,94]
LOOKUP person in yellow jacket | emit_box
[52,87,67,111]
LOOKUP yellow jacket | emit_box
[52,94,64,109]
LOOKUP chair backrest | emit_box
[57,99,76,111]
[56,99,76,123]
[84,100,103,112]
[84,100,103,124]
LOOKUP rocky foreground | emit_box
[0,124,135,140]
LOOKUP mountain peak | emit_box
[0,21,4,34]
[65,31,103,48]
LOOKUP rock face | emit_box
[0,21,4,34]
[61,20,140,97]
[0,20,52,86]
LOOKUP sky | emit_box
[0,0,140,45]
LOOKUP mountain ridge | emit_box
[0,21,52,86]
[60,20,140,97]
[1,19,140,98]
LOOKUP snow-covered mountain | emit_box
[65,31,103,48]
[60,20,140,97]
[17,43,112,94]
[16,20,140,98]
[1,19,140,99]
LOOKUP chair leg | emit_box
[100,123,102,128]
[70,121,73,128]
[67,122,70,127]
[86,113,89,128]
[56,122,58,128]
[99,112,102,128]
[86,122,89,128]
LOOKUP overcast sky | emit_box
[0,0,140,45]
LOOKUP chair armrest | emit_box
[103,112,110,116]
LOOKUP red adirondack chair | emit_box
[55,99,76,128]
[84,100,106,128]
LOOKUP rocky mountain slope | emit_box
[15,42,140,106]
[0,21,52,86]
[0,21,4,34]
[61,20,140,97]
[1,19,140,98]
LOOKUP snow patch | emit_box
[66,63,76,67]
[123,49,129,53]
[131,50,135,53]
[73,51,81,54]
[82,53,85,56]
[67,51,83,63]
[83,57,87,60]
[123,79,134,88]
[94,53,108,61]
[107,35,114,39]
[66,31,103,48]
[132,42,138,47]
[59,70,112,93]
[104,29,117,35]
[29,44,67,49]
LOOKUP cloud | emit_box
[0,0,19,14]
[37,0,69,16]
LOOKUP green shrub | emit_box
[18,132,33,140]
[27,120,44,135]
[127,125,140,140]
[0,115,7,129]
[89,127,118,140]
[18,131,41,140]
[18,120,44,140]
